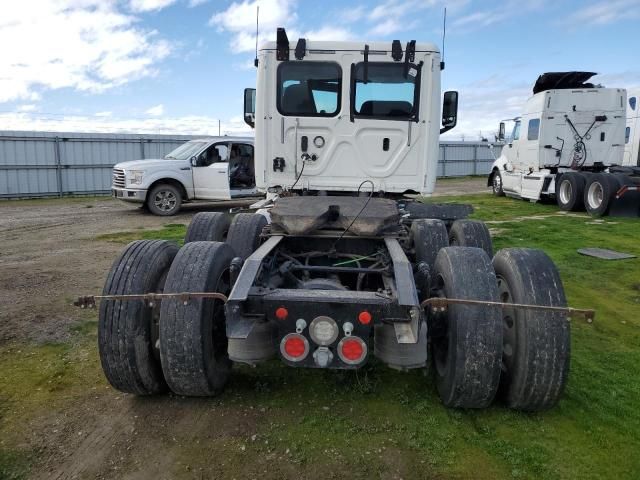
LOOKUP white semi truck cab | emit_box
[111,137,258,215]
[489,72,640,216]
[96,30,580,413]
[245,32,456,197]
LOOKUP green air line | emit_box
[333,254,376,267]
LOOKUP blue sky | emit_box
[0,0,638,139]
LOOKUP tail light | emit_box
[280,333,309,362]
[337,336,368,365]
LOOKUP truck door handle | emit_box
[217,170,226,173]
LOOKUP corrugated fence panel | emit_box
[0,131,502,198]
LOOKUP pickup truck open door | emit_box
[192,142,232,200]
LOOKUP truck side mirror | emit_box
[498,122,505,142]
[440,91,458,134]
[190,156,198,167]
[244,88,256,128]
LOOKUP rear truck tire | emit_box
[431,247,503,408]
[147,183,182,216]
[411,219,449,272]
[98,240,178,395]
[184,212,231,243]
[584,173,620,217]
[226,213,267,260]
[159,242,234,396]
[491,170,505,196]
[448,219,493,258]
[555,173,585,211]
[492,248,570,411]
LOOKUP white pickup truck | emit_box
[111,137,259,215]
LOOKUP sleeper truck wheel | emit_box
[448,219,493,258]
[159,242,234,396]
[492,170,505,196]
[411,218,449,271]
[492,248,570,411]
[556,173,585,211]
[226,213,268,260]
[431,247,503,408]
[584,173,620,217]
[147,183,182,216]
[98,240,178,395]
[185,212,231,243]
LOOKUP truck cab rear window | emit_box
[353,62,419,120]
[277,62,341,117]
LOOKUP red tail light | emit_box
[337,337,367,365]
[280,333,309,362]
[275,306,289,320]
[358,310,372,325]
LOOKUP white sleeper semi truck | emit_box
[488,72,640,216]
[90,30,586,411]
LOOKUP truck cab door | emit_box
[501,120,522,194]
[192,142,232,200]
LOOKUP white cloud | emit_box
[210,0,297,53]
[0,112,252,137]
[17,104,38,112]
[0,1,172,104]
[129,0,178,12]
[146,104,165,116]
[568,0,640,26]
[95,111,113,117]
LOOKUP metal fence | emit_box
[0,131,502,199]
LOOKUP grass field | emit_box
[1,193,639,479]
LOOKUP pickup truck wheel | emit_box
[411,218,448,272]
[584,173,619,217]
[491,170,505,196]
[492,248,570,411]
[147,184,182,216]
[431,247,502,408]
[555,173,585,211]
[448,220,493,258]
[159,242,234,396]
[185,212,231,243]
[226,213,267,260]
[98,240,178,395]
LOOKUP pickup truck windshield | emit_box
[164,141,209,160]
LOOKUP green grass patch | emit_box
[96,223,187,245]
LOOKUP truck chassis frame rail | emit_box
[75,292,595,321]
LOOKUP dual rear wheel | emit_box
[429,246,570,411]
[99,213,267,397]
[411,219,570,411]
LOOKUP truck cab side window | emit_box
[630,97,637,111]
[277,62,341,117]
[198,144,228,167]
[527,119,540,141]
[512,121,521,141]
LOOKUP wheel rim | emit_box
[154,190,177,212]
[587,181,604,209]
[559,180,572,205]
[496,276,516,375]
[493,174,502,193]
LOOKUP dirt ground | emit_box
[0,177,489,480]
